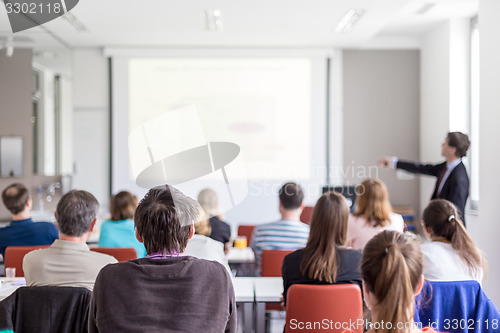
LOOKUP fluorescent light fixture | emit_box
[61,12,88,31]
[335,9,365,33]
[415,3,435,15]
[204,8,223,32]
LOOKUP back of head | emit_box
[135,185,199,254]
[193,203,212,236]
[422,199,482,275]
[279,182,304,210]
[110,191,138,221]
[56,190,99,237]
[361,230,422,333]
[354,178,392,227]
[2,183,30,215]
[197,188,218,217]
[301,191,349,283]
[447,132,470,158]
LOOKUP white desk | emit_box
[227,247,255,263]
[0,278,26,301]
[232,277,255,333]
[254,277,283,333]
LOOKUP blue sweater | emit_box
[0,218,59,258]
[98,219,146,258]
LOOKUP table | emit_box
[254,277,283,333]
[0,277,26,301]
[232,277,255,333]
[233,276,283,333]
[228,247,256,277]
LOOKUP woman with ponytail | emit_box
[362,230,437,333]
[420,199,485,283]
[281,191,362,305]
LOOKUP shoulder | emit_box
[88,250,119,264]
[23,247,49,262]
[284,249,305,262]
[338,247,362,261]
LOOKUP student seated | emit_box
[98,191,146,257]
[0,183,59,258]
[361,230,439,333]
[347,178,404,250]
[281,191,362,305]
[89,185,236,333]
[198,188,232,254]
[184,208,231,273]
[420,199,485,283]
[23,190,117,290]
[251,182,310,274]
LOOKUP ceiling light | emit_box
[415,3,435,15]
[335,9,365,33]
[61,12,88,31]
[204,8,223,32]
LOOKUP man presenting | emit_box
[380,132,470,224]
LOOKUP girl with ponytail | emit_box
[362,230,436,333]
[421,199,485,283]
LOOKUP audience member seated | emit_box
[361,230,439,333]
[23,190,117,290]
[281,191,362,305]
[98,191,146,258]
[251,182,309,274]
[0,183,59,259]
[347,178,404,250]
[420,199,485,283]
[89,185,236,333]
[198,188,232,253]
[184,207,231,273]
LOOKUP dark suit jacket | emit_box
[397,160,469,222]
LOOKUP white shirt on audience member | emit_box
[184,234,231,273]
[421,241,483,284]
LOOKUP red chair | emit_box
[261,250,294,277]
[300,206,314,225]
[237,225,256,246]
[285,284,363,333]
[261,250,293,313]
[4,245,50,277]
[90,247,137,262]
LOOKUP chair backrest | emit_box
[4,245,50,277]
[415,280,500,333]
[261,250,293,277]
[300,206,314,225]
[237,225,256,246]
[285,284,363,333]
[90,247,137,262]
[0,286,91,333]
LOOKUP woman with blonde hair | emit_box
[198,188,232,253]
[281,191,362,305]
[184,204,231,273]
[421,199,485,283]
[347,178,404,250]
[99,191,147,257]
[362,230,438,333]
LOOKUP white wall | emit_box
[468,0,500,306]
[342,50,420,212]
[72,49,110,208]
[421,6,500,305]
[419,22,451,213]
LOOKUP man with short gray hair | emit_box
[23,190,117,290]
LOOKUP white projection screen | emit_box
[111,51,328,224]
